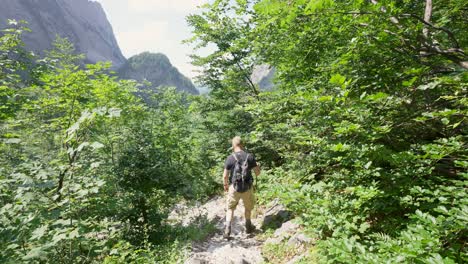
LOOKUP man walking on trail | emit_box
[223,136,261,238]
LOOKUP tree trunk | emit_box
[423,0,433,38]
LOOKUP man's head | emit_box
[232,136,244,150]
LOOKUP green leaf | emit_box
[31,225,48,240]
[69,229,80,239]
[452,120,463,128]
[52,233,67,244]
[417,81,439,90]
[364,161,372,169]
[52,219,69,226]
[329,74,346,86]
[4,138,21,144]
[358,222,370,233]
[402,76,417,87]
[306,0,334,13]
[331,143,350,152]
[90,141,104,149]
[23,247,47,260]
[364,92,389,102]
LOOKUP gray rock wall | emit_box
[0,0,197,94]
[251,64,276,91]
[119,52,199,95]
[0,0,126,68]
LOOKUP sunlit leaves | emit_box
[190,0,467,262]
[305,0,334,14]
[30,225,48,240]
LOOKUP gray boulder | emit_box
[265,220,299,245]
[261,199,291,230]
[287,233,313,247]
[230,258,251,264]
[184,253,211,264]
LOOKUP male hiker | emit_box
[223,136,261,238]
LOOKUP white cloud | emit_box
[116,20,170,57]
[128,0,207,14]
[93,0,211,78]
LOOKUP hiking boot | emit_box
[245,220,256,234]
[223,223,231,238]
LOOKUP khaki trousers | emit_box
[226,185,255,221]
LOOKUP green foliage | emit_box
[188,0,467,262]
[186,0,259,98]
[262,241,303,264]
[0,27,217,263]
[0,20,33,121]
[1,0,467,262]
[102,240,188,264]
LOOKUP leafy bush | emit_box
[0,24,217,263]
[188,0,467,262]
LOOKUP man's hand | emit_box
[224,184,229,192]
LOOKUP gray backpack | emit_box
[231,153,252,193]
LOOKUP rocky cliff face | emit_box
[251,64,276,91]
[119,52,199,95]
[0,0,126,68]
[0,0,197,94]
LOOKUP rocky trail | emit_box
[169,196,313,264]
[170,196,263,263]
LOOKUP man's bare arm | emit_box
[223,169,230,192]
[253,165,261,176]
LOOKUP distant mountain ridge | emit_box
[0,0,198,94]
[119,52,198,95]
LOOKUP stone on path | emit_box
[261,198,292,230]
[182,196,265,264]
[265,220,300,245]
[287,233,313,247]
[180,196,312,264]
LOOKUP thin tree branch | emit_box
[231,52,260,98]
[371,0,466,68]
[405,14,462,50]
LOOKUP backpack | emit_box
[231,153,253,193]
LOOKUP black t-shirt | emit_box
[224,150,258,183]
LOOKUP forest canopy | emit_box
[186,0,467,262]
[1,0,467,263]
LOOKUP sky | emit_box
[94,0,208,80]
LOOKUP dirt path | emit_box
[170,196,265,264]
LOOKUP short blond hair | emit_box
[232,136,243,147]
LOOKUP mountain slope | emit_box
[0,0,126,68]
[119,52,198,95]
[0,0,197,94]
[251,64,276,91]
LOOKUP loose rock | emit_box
[287,233,313,247]
[183,196,264,264]
[265,220,299,245]
[261,198,292,230]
